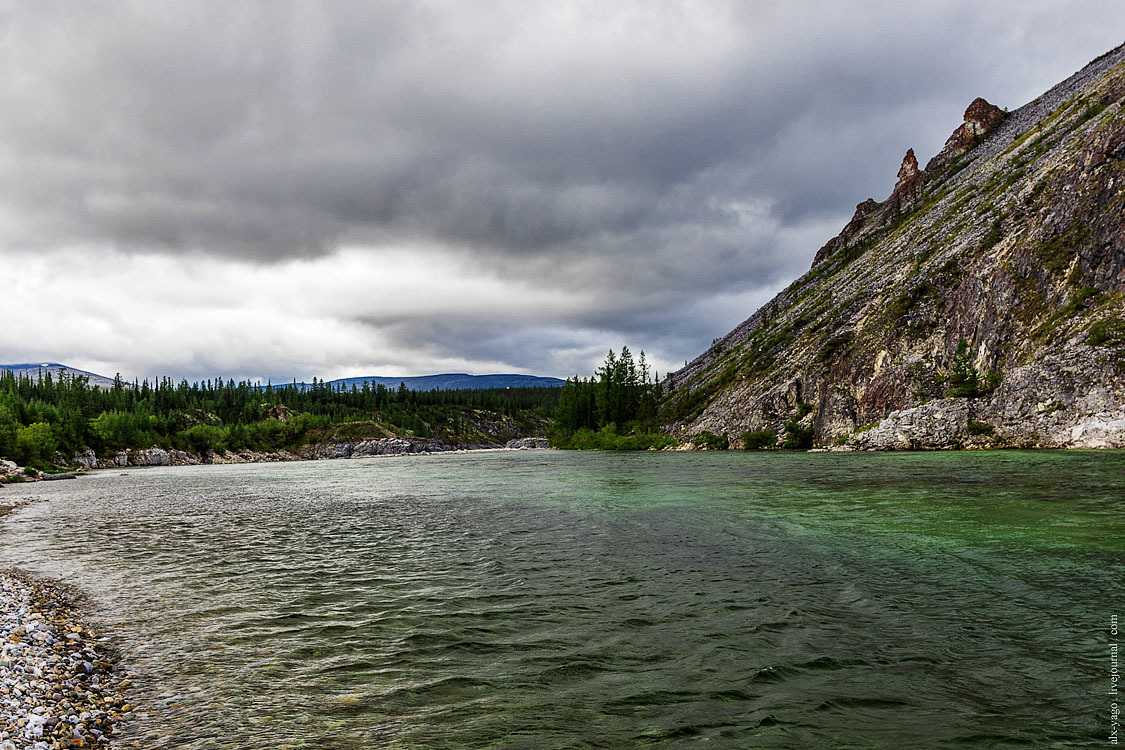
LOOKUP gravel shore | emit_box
[0,568,131,749]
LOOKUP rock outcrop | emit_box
[301,438,451,460]
[664,44,1125,450]
[889,148,924,211]
[0,460,20,482]
[812,147,934,268]
[71,437,476,470]
[925,97,1007,172]
[505,437,550,449]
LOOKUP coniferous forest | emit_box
[0,347,681,471]
[0,370,558,470]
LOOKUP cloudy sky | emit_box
[1,2,1122,382]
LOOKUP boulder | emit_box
[72,450,98,469]
[129,448,171,466]
[505,437,550,449]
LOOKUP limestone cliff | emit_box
[662,44,1125,450]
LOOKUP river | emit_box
[1,450,1121,748]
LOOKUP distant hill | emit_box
[0,362,118,389]
[318,373,565,391]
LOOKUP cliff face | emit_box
[662,45,1125,449]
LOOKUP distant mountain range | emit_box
[0,363,565,392]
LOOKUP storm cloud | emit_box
[1,1,1123,380]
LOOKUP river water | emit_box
[1,450,1121,748]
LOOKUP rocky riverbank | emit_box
[63,436,550,471]
[0,570,130,749]
[0,437,554,489]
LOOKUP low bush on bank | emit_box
[693,430,729,450]
[740,429,778,449]
[551,423,677,451]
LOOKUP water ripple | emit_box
[0,450,1120,748]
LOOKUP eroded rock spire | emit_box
[925,97,1005,172]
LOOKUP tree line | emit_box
[0,369,558,469]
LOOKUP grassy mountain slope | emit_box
[661,44,1125,450]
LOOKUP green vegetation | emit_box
[549,348,672,450]
[693,430,729,450]
[1033,286,1107,343]
[0,370,558,470]
[817,331,854,363]
[554,424,676,451]
[1075,101,1108,128]
[659,359,740,424]
[968,420,996,437]
[1088,315,1125,346]
[1036,222,1088,275]
[944,339,1002,398]
[978,217,1004,253]
[782,401,815,449]
[889,289,922,319]
[1061,286,1103,315]
[740,428,777,450]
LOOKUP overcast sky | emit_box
[1,2,1122,382]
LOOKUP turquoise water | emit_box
[1,450,1122,748]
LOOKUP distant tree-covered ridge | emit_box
[549,348,676,450]
[0,370,558,470]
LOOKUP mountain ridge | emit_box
[660,43,1125,449]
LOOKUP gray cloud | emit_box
[1,1,1123,378]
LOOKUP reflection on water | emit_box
[1,450,1121,748]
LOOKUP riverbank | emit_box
[0,568,130,749]
[0,437,552,489]
[67,436,551,470]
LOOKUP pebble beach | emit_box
[1,502,131,750]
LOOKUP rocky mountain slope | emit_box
[661,44,1125,450]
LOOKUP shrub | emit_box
[781,401,815,449]
[782,421,814,449]
[178,424,228,454]
[741,429,777,450]
[551,423,677,451]
[693,430,729,450]
[1088,316,1125,346]
[979,217,1004,252]
[817,332,854,363]
[968,420,996,436]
